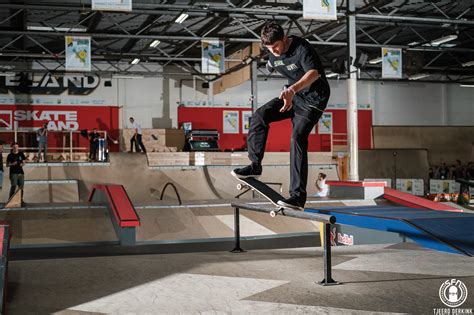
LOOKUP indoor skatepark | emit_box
[0,0,473,314]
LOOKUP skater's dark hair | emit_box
[260,22,284,46]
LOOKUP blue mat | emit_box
[306,206,474,256]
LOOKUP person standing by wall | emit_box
[129,117,146,154]
[36,121,48,162]
[0,143,3,193]
[7,143,26,201]
[88,128,100,162]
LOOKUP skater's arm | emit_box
[279,70,319,112]
[288,69,319,93]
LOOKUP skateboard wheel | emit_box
[237,183,243,190]
[270,211,276,218]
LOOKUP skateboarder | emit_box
[232,22,330,210]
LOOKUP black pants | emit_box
[89,142,98,161]
[247,97,325,203]
[130,134,147,153]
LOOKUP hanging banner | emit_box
[92,0,132,11]
[242,111,252,134]
[65,36,91,72]
[303,0,337,20]
[202,40,225,74]
[382,47,402,79]
[223,110,239,134]
[318,112,332,134]
[396,179,424,196]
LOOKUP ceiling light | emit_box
[460,84,474,88]
[408,41,419,46]
[424,34,457,47]
[326,72,338,78]
[175,13,189,24]
[27,25,86,32]
[150,40,161,48]
[408,73,430,80]
[112,75,145,79]
[368,57,382,64]
[131,58,140,65]
[462,61,474,67]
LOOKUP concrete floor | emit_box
[6,243,473,314]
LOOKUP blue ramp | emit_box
[305,205,474,256]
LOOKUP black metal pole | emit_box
[231,207,245,253]
[318,223,339,286]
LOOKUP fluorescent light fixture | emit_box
[408,41,419,46]
[408,73,430,80]
[424,34,457,46]
[368,57,382,64]
[462,61,474,67]
[460,84,474,88]
[112,75,145,79]
[175,13,189,24]
[131,58,140,65]
[326,72,338,78]
[27,25,86,32]
[150,40,161,48]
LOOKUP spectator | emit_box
[7,143,26,201]
[438,162,449,180]
[88,128,100,162]
[467,162,474,180]
[455,160,465,179]
[314,173,329,197]
[36,121,48,162]
[428,167,435,179]
[0,143,3,192]
[129,117,146,154]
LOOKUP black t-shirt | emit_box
[7,152,26,175]
[89,132,100,144]
[268,36,330,110]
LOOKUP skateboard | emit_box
[233,176,296,217]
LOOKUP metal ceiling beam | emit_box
[356,13,474,26]
[2,30,473,53]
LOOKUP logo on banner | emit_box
[0,110,79,130]
[0,73,101,95]
[0,110,13,129]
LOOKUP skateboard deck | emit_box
[233,176,296,216]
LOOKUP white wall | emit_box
[1,73,472,128]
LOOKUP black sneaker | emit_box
[231,164,262,179]
[277,196,305,210]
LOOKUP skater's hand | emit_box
[279,87,295,112]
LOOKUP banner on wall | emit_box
[223,110,239,134]
[429,179,461,194]
[92,0,132,11]
[382,47,402,79]
[396,179,424,196]
[65,36,91,72]
[303,0,337,20]
[242,111,252,134]
[202,40,225,74]
[0,104,118,132]
[318,112,332,134]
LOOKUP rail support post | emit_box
[318,223,340,286]
[231,207,245,253]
